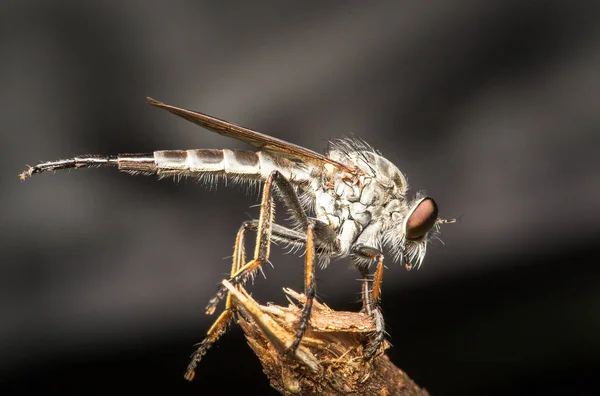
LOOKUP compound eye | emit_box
[406,197,438,240]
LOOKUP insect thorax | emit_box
[310,141,412,259]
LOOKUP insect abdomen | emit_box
[150,149,311,184]
[153,149,260,177]
[21,149,311,184]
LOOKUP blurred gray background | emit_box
[2,1,599,395]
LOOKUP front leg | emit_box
[352,244,386,360]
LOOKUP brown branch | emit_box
[223,281,430,395]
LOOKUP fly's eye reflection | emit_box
[405,197,439,240]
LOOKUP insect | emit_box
[20,97,455,380]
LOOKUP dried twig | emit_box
[223,280,429,395]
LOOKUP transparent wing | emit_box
[146,97,353,172]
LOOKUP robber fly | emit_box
[20,97,455,380]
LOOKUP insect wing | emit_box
[146,97,353,172]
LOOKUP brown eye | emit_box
[406,197,438,240]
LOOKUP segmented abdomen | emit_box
[120,149,312,184]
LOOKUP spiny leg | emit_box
[204,172,277,316]
[184,222,253,381]
[204,170,337,316]
[353,244,386,360]
[203,171,337,357]
[185,220,312,380]
[287,222,317,354]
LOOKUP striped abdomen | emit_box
[21,149,314,185]
[141,149,311,183]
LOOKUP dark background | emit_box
[2,1,599,395]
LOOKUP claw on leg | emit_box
[184,308,234,381]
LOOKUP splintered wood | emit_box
[222,281,429,395]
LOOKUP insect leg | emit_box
[185,220,309,380]
[258,221,307,251]
[357,264,372,316]
[184,221,252,381]
[203,172,277,316]
[287,222,317,354]
[366,255,386,360]
[352,244,386,360]
[204,171,337,315]
[203,171,336,359]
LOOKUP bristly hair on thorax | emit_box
[326,136,446,271]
